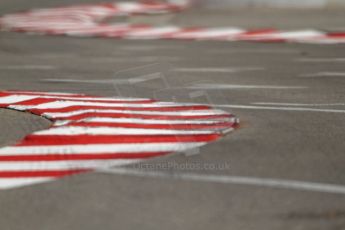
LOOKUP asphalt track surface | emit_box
[0,1,345,229]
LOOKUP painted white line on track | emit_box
[174,67,264,73]
[41,79,127,84]
[89,56,180,63]
[43,72,172,84]
[119,45,183,51]
[84,57,134,63]
[0,65,57,70]
[214,104,345,113]
[211,49,299,54]
[253,102,345,107]
[4,91,79,96]
[99,168,345,195]
[297,58,345,63]
[32,54,77,59]
[188,84,307,90]
[300,72,345,77]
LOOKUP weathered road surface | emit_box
[0,1,345,229]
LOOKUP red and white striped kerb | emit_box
[0,91,238,189]
[0,1,344,44]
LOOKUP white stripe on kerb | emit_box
[0,142,206,155]
[81,117,233,125]
[173,28,244,39]
[116,2,144,12]
[255,30,324,39]
[25,101,196,109]
[44,109,229,118]
[0,95,38,104]
[126,27,180,39]
[33,127,217,136]
[1,94,151,103]
[0,178,53,190]
[41,96,153,102]
[0,159,138,171]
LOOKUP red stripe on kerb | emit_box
[0,90,236,189]
[19,134,220,145]
[255,38,287,43]
[1,1,345,44]
[0,92,10,97]
[0,152,167,161]
[0,169,89,178]
[0,104,10,108]
[240,29,277,35]
[13,98,55,106]
[326,32,345,38]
